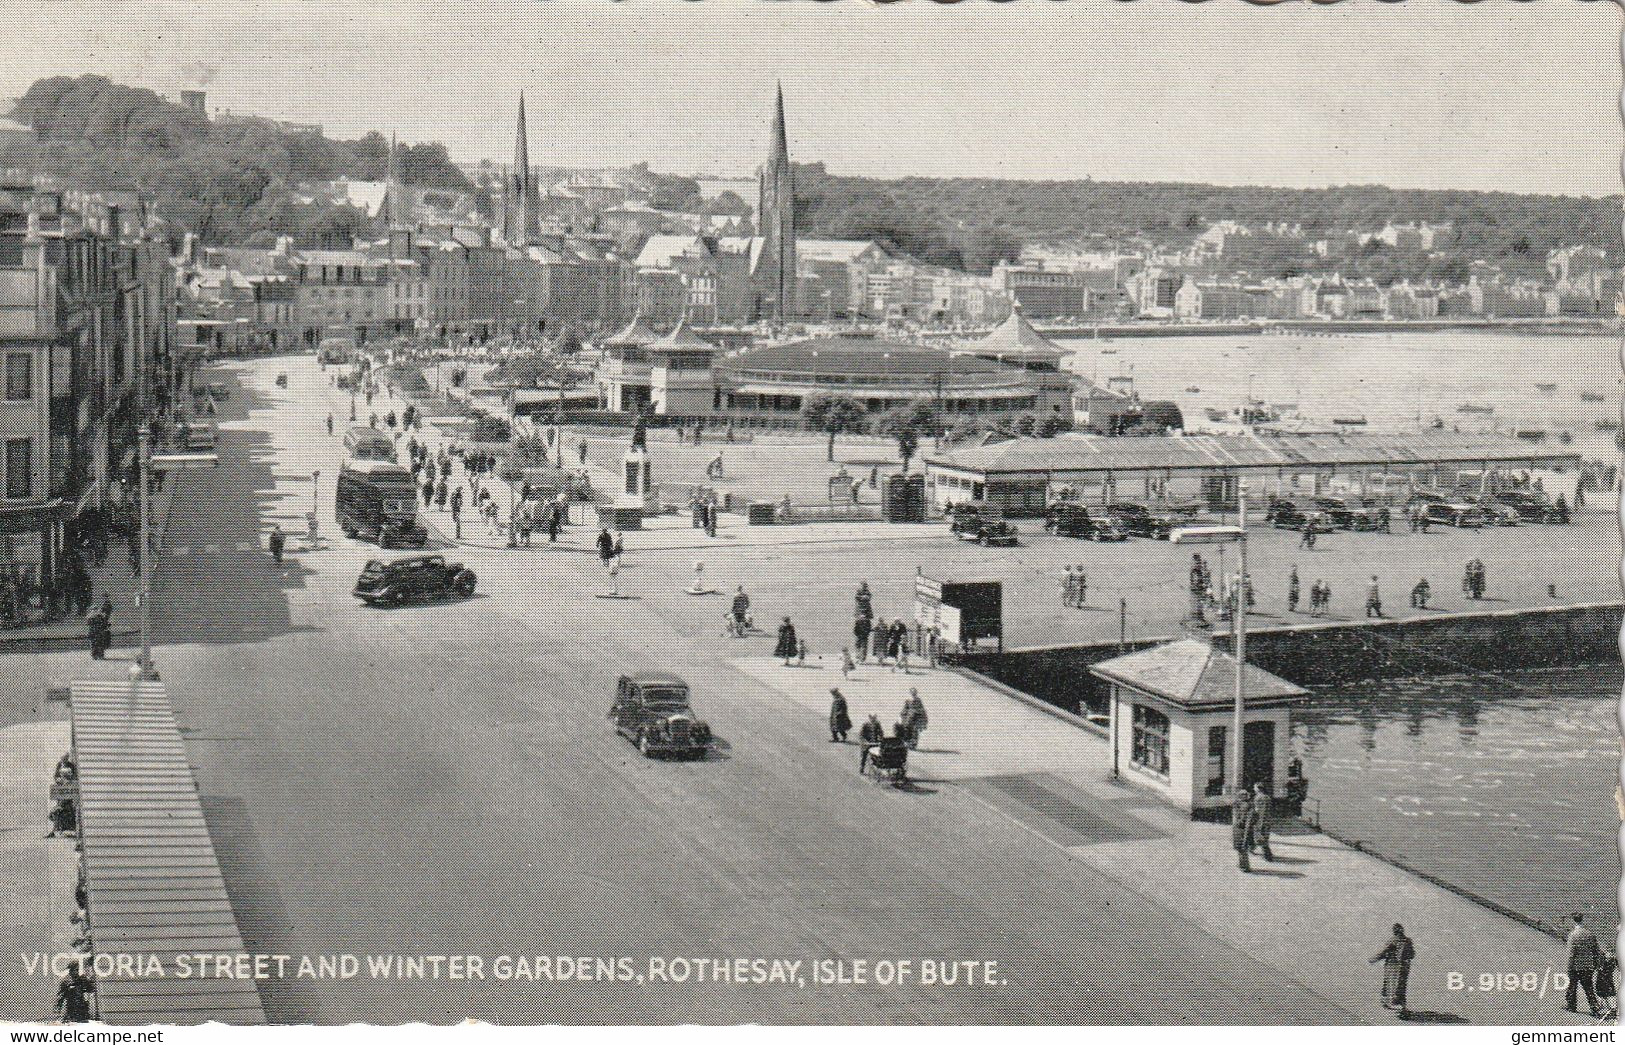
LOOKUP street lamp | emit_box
[1171,481,1250,801]
[139,446,218,680]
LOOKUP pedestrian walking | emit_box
[435,480,448,511]
[268,524,286,564]
[1249,782,1275,861]
[517,503,533,546]
[1365,575,1382,618]
[54,963,93,1023]
[128,537,141,578]
[841,647,855,678]
[578,439,588,466]
[597,527,615,567]
[369,411,378,429]
[86,603,110,660]
[449,501,462,540]
[1566,913,1605,1016]
[326,414,334,435]
[901,687,928,749]
[1370,924,1416,1017]
[1232,790,1253,873]
[423,476,435,506]
[888,618,907,669]
[775,617,799,666]
[612,531,624,567]
[548,503,562,543]
[1287,567,1300,613]
[825,685,851,744]
[854,583,873,662]
[871,616,888,664]
[1074,566,1087,607]
[1409,578,1430,608]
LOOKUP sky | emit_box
[1,0,1620,195]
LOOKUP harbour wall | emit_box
[953,601,1622,715]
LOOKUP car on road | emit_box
[610,673,712,759]
[206,381,230,400]
[179,420,216,451]
[337,459,427,547]
[1408,491,1483,528]
[352,554,476,605]
[949,503,1019,546]
[1492,490,1568,524]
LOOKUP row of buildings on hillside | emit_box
[0,173,176,620]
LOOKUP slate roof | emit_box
[1089,638,1305,709]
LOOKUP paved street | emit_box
[1,352,1604,1025]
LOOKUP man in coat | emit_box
[1248,782,1275,861]
[1231,790,1253,873]
[1370,923,1416,1016]
[828,689,852,743]
[1566,912,1604,1016]
[858,715,885,773]
[774,617,798,666]
[901,688,928,750]
[597,528,615,567]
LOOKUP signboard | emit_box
[915,574,997,650]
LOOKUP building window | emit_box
[5,437,33,499]
[1131,703,1170,777]
[5,352,32,400]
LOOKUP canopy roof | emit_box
[926,430,1583,477]
[956,310,1064,365]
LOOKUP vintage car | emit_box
[1492,490,1569,524]
[948,503,1019,546]
[352,554,476,605]
[1457,494,1520,526]
[1310,497,1386,531]
[1265,500,1327,532]
[1408,491,1483,528]
[1111,502,1203,539]
[610,672,712,758]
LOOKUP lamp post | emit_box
[1171,481,1249,800]
[136,422,155,680]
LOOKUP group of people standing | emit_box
[1060,566,1088,608]
[1229,782,1276,872]
[851,582,914,671]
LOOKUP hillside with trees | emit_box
[1,75,471,248]
[792,161,1623,279]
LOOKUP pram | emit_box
[863,736,909,786]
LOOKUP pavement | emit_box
[0,350,1605,1025]
[0,720,76,1022]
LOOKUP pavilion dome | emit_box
[957,308,1064,366]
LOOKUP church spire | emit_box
[504,93,537,246]
[757,83,797,323]
[384,131,402,228]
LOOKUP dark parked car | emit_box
[352,554,476,605]
[1458,494,1520,526]
[1408,492,1483,528]
[1311,497,1385,531]
[1045,503,1127,541]
[610,672,712,758]
[1107,502,1195,539]
[1266,501,1325,531]
[949,504,1019,546]
[1492,490,1568,524]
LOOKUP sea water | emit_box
[1293,662,1620,939]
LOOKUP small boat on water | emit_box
[1514,428,1548,442]
[1580,391,1606,403]
[1100,347,1118,355]
[1332,415,1368,426]
[1535,382,1557,393]
[1185,385,1201,393]
[1595,418,1620,431]
[1457,404,1495,414]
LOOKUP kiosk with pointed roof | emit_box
[648,313,720,417]
[1089,638,1305,816]
[956,307,1065,372]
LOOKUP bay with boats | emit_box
[1056,328,1620,460]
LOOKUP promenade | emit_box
[0,351,1607,1025]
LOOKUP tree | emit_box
[1037,415,1072,438]
[877,402,936,473]
[1124,401,1185,436]
[1015,414,1037,436]
[801,393,869,461]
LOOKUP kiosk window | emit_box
[1131,704,1170,776]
